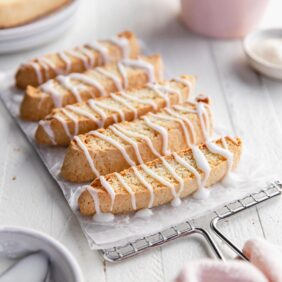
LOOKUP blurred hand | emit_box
[175,238,282,282]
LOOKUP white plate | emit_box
[0,15,75,53]
[0,0,79,42]
[244,28,282,80]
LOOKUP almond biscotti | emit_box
[61,96,213,182]
[78,137,242,217]
[20,54,163,121]
[35,75,196,146]
[16,31,140,89]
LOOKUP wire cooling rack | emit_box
[101,180,282,262]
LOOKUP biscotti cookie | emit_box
[77,137,242,216]
[61,96,213,182]
[16,31,140,89]
[20,54,163,121]
[35,75,195,146]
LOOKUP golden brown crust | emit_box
[0,0,70,29]
[20,54,163,121]
[35,75,196,146]
[78,137,242,216]
[16,31,140,89]
[60,99,212,182]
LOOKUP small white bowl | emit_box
[244,28,282,80]
[0,226,83,282]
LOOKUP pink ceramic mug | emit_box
[181,0,269,39]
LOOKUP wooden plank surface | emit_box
[0,0,282,281]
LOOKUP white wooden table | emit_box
[1,0,282,281]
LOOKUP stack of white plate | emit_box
[0,0,79,54]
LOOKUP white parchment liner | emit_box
[0,71,278,250]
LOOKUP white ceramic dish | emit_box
[0,0,79,53]
[0,226,83,282]
[244,28,282,80]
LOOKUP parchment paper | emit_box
[0,71,278,250]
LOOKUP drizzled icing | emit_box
[87,41,109,64]
[115,172,136,210]
[69,73,107,96]
[110,93,138,119]
[38,57,156,110]
[40,81,63,108]
[90,130,136,167]
[119,91,158,110]
[26,36,130,84]
[120,59,155,85]
[56,75,83,102]
[100,176,116,211]
[39,120,56,145]
[76,94,235,220]
[96,67,123,91]
[73,136,100,177]
[143,115,170,155]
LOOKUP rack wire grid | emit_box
[101,180,282,262]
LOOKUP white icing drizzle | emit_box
[80,185,114,222]
[28,62,43,84]
[153,111,192,148]
[117,62,128,87]
[132,166,154,208]
[148,83,170,107]
[173,104,197,114]
[58,51,72,73]
[87,41,109,64]
[141,163,178,203]
[135,208,153,218]
[99,176,116,211]
[67,105,98,125]
[115,172,136,210]
[61,108,79,136]
[110,125,143,164]
[37,60,50,81]
[191,145,211,199]
[121,59,155,83]
[94,100,125,122]
[70,185,88,210]
[108,36,129,58]
[54,114,72,140]
[110,93,138,119]
[120,91,158,111]
[73,136,100,177]
[113,124,161,158]
[165,107,196,145]
[56,75,83,102]
[196,102,210,139]
[67,50,90,69]
[39,120,56,145]
[40,81,63,108]
[41,57,57,70]
[160,157,184,205]
[77,46,96,67]
[164,108,196,144]
[96,67,123,91]
[143,115,170,155]
[206,138,233,173]
[87,100,107,127]
[172,152,202,194]
[173,77,194,96]
[148,83,183,106]
[90,130,136,167]
[69,73,106,96]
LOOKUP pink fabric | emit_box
[175,239,282,282]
